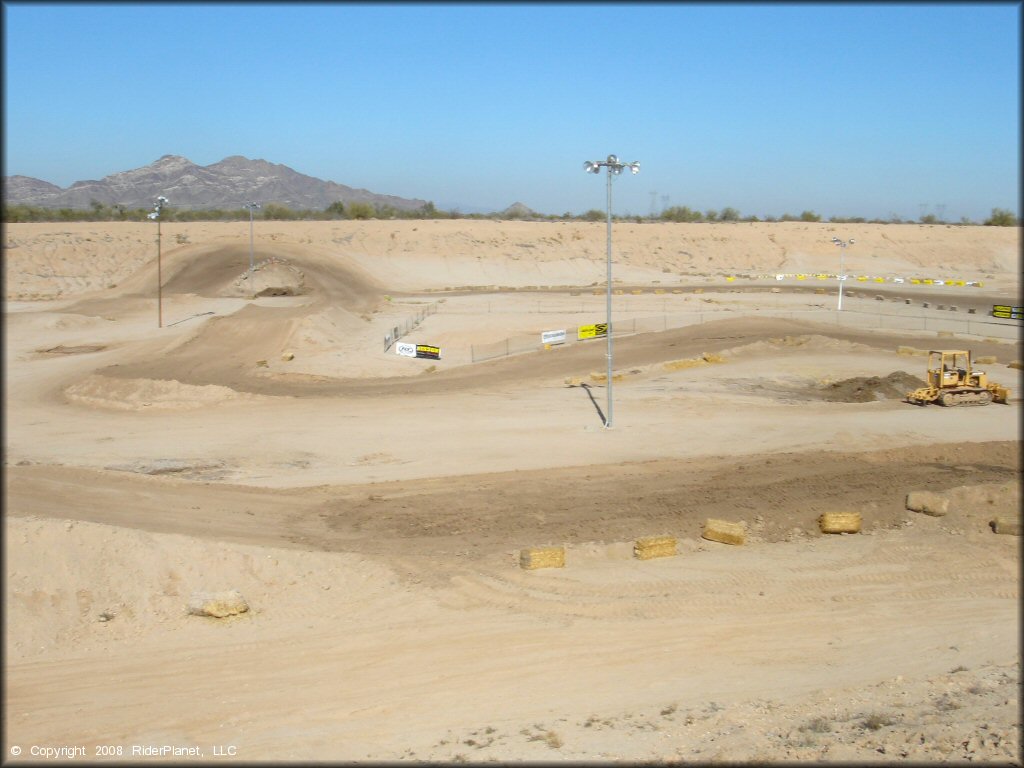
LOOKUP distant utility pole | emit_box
[661,195,669,214]
[935,203,946,222]
[243,201,261,283]
[583,154,640,430]
[147,196,169,328]
[832,236,854,311]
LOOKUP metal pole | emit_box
[837,244,845,311]
[248,206,255,277]
[605,166,614,428]
[157,216,162,328]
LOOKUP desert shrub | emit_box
[800,716,833,733]
[345,202,375,220]
[984,208,1019,226]
[862,712,896,730]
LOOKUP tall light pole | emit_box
[583,154,640,429]
[243,201,261,283]
[831,236,854,311]
[147,196,169,327]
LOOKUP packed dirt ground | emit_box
[3,219,1021,763]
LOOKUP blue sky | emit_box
[3,2,1020,220]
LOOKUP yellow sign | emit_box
[993,305,1023,320]
[578,323,608,340]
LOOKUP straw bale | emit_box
[520,546,565,570]
[819,511,862,534]
[702,518,746,546]
[188,590,249,618]
[937,330,954,338]
[634,536,677,560]
[897,345,925,356]
[906,490,949,517]
[974,355,997,365]
[1008,361,1023,370]
[281,351,295,361]
[663,357,706,372]
[991,517,1021,536]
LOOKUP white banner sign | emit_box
[395,342,416,357]
[541,329,566,345]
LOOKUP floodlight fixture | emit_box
[582,153,641,429]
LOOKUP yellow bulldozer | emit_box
[906,350,1010,407]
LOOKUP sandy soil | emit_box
[3,219,1021,763]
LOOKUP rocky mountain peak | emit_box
[3,155,429,212]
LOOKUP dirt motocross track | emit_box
[4,220,1022,763]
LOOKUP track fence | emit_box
[469,306,1019,363]
[383,302,438,352]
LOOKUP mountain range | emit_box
[2,155,431,212]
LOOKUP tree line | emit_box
[1,199,1018,226]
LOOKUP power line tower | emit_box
[935,203,946,222]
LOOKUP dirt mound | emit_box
[816,370,926,402]
[63,374,267,411]
[225,259,306,298]
[722,334,875,358]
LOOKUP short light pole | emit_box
[147,196,169,327]
[831,236,854,311]
[584,154,640,428]
[243,201,261,282]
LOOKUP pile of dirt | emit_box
[226,259,305,297]
[63,374,266,411]
[816,371,926,402]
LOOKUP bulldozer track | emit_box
[940,390,994,407]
